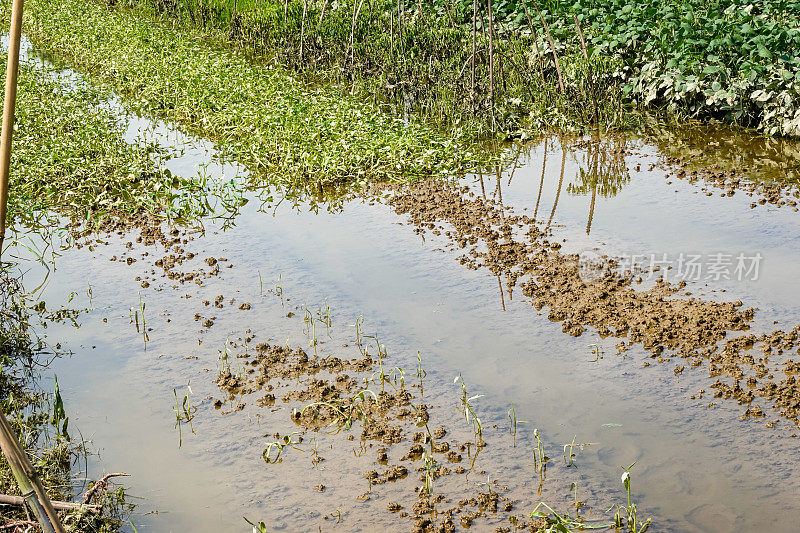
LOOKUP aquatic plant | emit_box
[613,463,651,533]
[172,385,197,447]
[113,0,800,137]
[19,0,496,196]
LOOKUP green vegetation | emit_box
[116,0,800,137]
[5,53,211,230]
[0,273,131,532]
[17,0,495,198]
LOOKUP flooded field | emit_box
[4,31,800,533]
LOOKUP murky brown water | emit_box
[6,39,800,533]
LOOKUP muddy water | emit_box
[6,41,800,532]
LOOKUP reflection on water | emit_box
[642,121,800,183]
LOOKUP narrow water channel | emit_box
[5,36,800,533]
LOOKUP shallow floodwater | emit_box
[6,41,800,533]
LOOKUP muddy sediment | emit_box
[382,176,800,429]
[213,340,546,532]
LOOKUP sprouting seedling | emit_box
[273,275,284,306]
[51,375,69,441]
[353,315,365,353]
[529,501,595,532]
[364,334,389,392]
[507,401,527,447]
[532,428,550,494]
[569,482,587,519]
[613,462,651,532]
[369,365,405,393]
[217,336,239,377]
[129,292,149,348]
[562,436,596,468]
[173,384,197,447]
[311,438,323,466]
[244,518,268,533]
[422,451,436,496]
[415,351,427,396]
[303,308,318,357]
[317,299,333,337]
[262,432,303,464]
[300,389,377,433]
[86,281,93,308]
[588,343,604,362]
[258,270,263,296]
[454,375,484,446]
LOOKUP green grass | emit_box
[16,0,497,197]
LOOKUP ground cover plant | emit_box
[3,52,213,232]
[14,0,497,198]
[117,0,800,137]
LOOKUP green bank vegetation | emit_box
[5,53,212,230]
[16,0,496,198]
[116,0,800,137]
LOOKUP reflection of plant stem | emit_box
[534,138,548,220]
[547,144,566,229]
